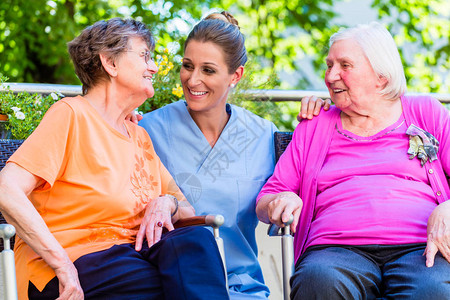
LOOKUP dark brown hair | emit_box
[68,18,155,94]
[185,11,247,74]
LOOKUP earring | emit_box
[230,83,235,88]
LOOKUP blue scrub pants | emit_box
[28,226,229,300]
[291,243,450,300]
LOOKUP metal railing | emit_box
[1,82,450,103]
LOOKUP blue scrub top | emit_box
[140,101,277,299]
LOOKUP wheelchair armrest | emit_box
[174,215,224,229]
[267,215,294,237]
[0,224,15,251]
[266,214,294,300]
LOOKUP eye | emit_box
[143,52,150,63]
[182,63,193,70]
[202,67,215,74]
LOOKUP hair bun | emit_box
[205,11,240,29]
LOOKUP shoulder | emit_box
[45,96,98,123]
[402,94,449,124]
[402,94,444,112]
[295,105,340,132]
[229,103,277,132]
[292,106,340,146]
[140,101,185,130]
[402,95,450,140]
[143,101,185,120]
[56,96,87,112]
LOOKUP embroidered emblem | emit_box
[406,124,439,167]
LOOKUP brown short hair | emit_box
[68,18,155,94]
[185,12,247,74]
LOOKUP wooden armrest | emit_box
[174,215,224,229]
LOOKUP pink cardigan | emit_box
[257,95,450,263]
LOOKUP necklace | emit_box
[336,119,405,142]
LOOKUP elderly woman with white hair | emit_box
[256,22,450,299]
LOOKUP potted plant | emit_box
[0,75,62,140]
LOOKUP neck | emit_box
[83,84,136,137]
[341,97,402,136]
[188,105,230,147]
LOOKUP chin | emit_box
[145,88,155,99]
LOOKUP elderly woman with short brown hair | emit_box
[257,22,450,299]
[0,18,228,300]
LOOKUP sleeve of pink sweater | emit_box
[257,125,304,202]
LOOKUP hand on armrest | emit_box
[256,192,303,234]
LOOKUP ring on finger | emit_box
[156,221,163,227]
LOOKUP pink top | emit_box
[305,115,438,248]
[257,95,450,262]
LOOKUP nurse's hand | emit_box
[266,192,303,233]
[425,200,450,267]
[125,111,143,124]
[297,96,331,121]
[135,196,176,251]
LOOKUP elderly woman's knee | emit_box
[158,226,218,253]
[290,263,347,298]
[412,275,450,299]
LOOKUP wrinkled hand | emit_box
[268,192,303,233]
[125,111,143,124]
[54,261,83,300]
[135,196,175,251]
[425,200,450,267]
[297,96,332,121]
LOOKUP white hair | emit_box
[329,22,407,100]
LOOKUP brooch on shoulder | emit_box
[406,124,439,167]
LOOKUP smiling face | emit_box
[180,40,242,114]
[115,37,157,101]
[325,39,386,114]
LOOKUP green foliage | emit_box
[0,75,61,139]
[228,54,287,128]
[227,0,340,89]
[1,0,449,131]
[2,0,449,93]
[372,0,450,93]
[0,0,212,85]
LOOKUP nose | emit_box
[187,69,202,87]
[147,59,157,74]
[325,65,340,83]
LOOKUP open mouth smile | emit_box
[333,88,346,94]
[189,89,208,96]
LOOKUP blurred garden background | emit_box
[1,0,449,131]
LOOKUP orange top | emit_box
[8,96,185,300]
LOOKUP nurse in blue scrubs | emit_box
[139,11,329,299]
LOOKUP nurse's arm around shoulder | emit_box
[256,192,303,234]
[0,163,83,299]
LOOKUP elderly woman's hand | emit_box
[425,200,450,267]
[135,195,176,251]
[54,261,84,300]
[297,96,332,121]
[266,192,303,233]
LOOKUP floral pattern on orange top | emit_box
[131,136,160,204]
